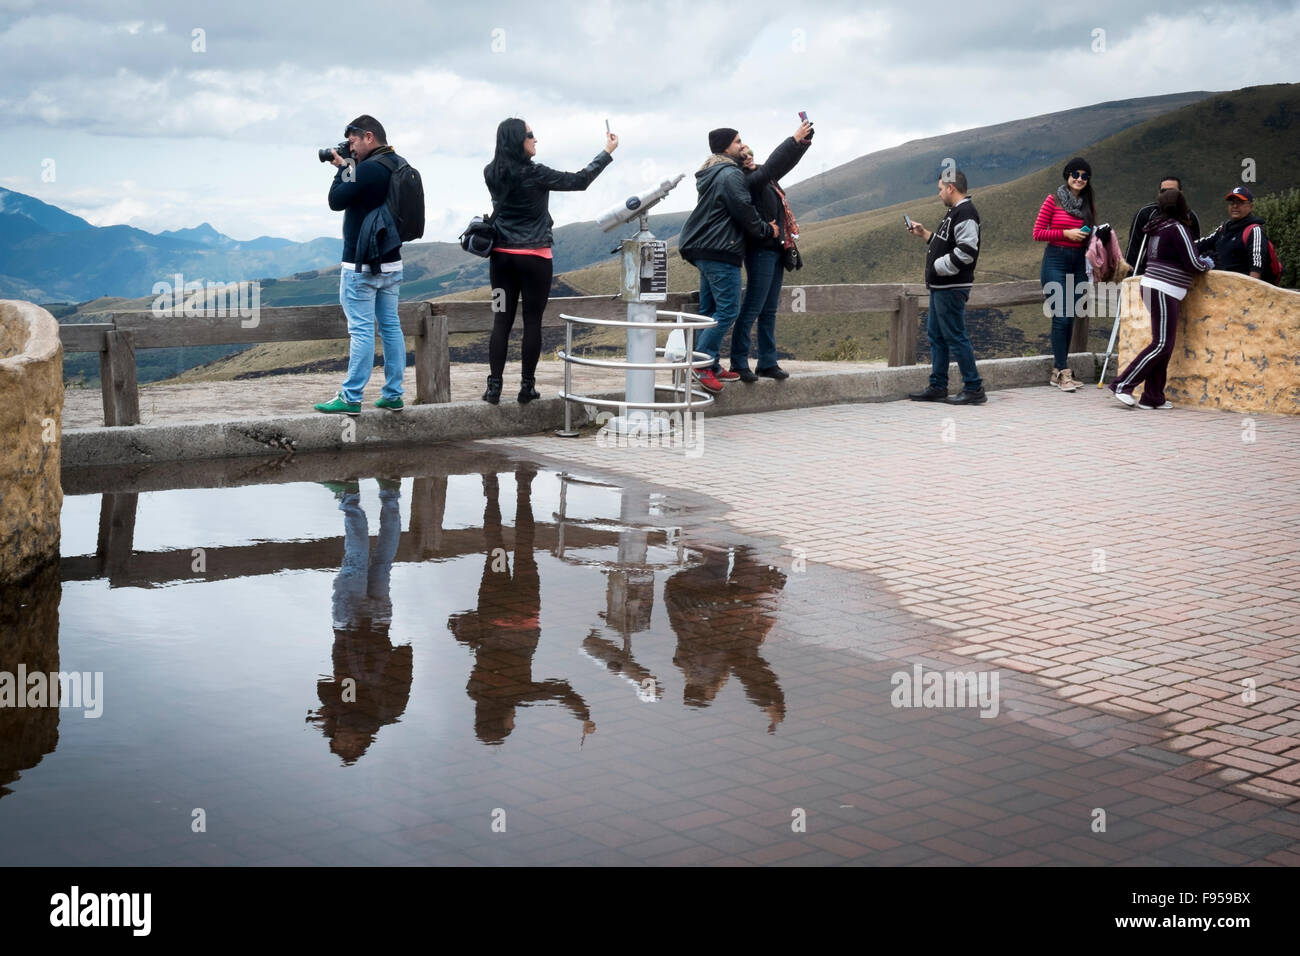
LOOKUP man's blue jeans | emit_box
[926,287,982,391]
[340,267,404,404]
[731,247,783,370]
[695,259,743,372]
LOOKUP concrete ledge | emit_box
[62,353,1098,467]
[701,353,1096,417]
[61,395,592,468]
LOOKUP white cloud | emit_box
[2,0,1296,243]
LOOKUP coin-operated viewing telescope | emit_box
[600,175,684,435]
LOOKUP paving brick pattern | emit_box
[490,386,1300,805]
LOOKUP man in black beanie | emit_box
[677,128,779,393]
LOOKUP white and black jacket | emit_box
[925,197,980,290]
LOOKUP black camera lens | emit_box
[318,141,352,163]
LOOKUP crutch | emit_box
[1097,232,1144,387]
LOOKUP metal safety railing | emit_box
[554,309,718,436]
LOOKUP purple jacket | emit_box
[1140,217,1212,299]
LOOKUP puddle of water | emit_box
[2,450,1296,866]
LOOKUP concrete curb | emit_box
[62,353,1098,467]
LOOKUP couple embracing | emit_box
[678,119,815,392]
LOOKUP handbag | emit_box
[459,213,496,258]
[783,243,802,272]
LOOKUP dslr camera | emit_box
[318,141,352,163]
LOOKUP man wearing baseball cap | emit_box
[1196,186,1270,280]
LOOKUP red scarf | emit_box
[773,182,799,249]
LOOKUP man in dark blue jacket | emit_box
[314,115,406,415]
[1197,186,1270,280]
[677,128,778,393]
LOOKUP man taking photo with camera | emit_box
[314,114,407,414]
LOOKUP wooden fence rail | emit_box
[58,280,1057,426]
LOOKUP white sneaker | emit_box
[1137,400,1173,410]
[1114,391,1136,407]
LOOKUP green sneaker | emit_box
[314,393,361,415]
[374,396,404,410]
[318,480,360,497]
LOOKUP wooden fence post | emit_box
[888,294,920,367]
[1070,305,1091,354]
[415,305,451,404]
[99,329,140,426]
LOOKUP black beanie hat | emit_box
[709,128,738,154]
[1063,157,1092,180]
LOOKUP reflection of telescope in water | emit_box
[552,472,700,702]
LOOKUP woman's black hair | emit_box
[1150,187,1191,230]
[485,118,530,194]
[1062,156,1097,226]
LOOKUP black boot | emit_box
[483,376,503,405]
[517,378,540,404]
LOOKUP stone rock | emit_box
[0,301,64,583]
[1115,272,1300,414]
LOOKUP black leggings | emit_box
[488,251,553,380]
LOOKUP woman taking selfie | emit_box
[482,118,617,404]
[1033,157,1096,392]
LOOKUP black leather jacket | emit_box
[487,151,612,248]
[678,158,774,266]
[743,136,811,252]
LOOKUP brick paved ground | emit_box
[489,385,1300,806]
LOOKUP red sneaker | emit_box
[694,369,724,393]
[716,368,741,381]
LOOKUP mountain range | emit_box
[3,89,1213,308]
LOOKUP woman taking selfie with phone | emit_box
[1033,157,1096,392]
[482,118,617,404]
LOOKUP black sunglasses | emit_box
[525,131,536,139]
[1069,170,1091,181]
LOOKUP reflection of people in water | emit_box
[449,467,595,745]
[307,479,413,765]
[664,546,787,732]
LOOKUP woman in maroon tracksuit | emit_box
[1110,189,1213,410]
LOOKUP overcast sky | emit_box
[2,0,1296,244]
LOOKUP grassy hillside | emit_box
[783,91,1213,224]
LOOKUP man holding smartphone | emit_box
[906,169,986,405]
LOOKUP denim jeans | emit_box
[1039,244,1087,369]
[731,247,783,370]
[332,485,402,631]
[926,288,982,391]
[340,266,404,404]
[694,259,743,372]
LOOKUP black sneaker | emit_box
[908,385,948,402]
[945,389,987,405]
[731,366,759,383]
[756,365,789,380]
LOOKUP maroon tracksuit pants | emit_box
[1112,286,1180,406]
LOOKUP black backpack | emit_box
[373,152,425,242]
